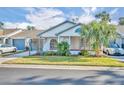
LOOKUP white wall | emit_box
[43,37,57,51]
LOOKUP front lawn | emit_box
[3,56,124,67]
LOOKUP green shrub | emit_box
[43,51,57,56]
[80,50,89,56]
[57,41,70,56]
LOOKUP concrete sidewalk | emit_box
[1,64,124,71]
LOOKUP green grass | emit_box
[3,56,124,67]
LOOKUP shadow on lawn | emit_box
[11,70,124,85]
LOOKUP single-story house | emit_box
[38,21,86,55]
[38,20,124,55]
[9,29,43,51]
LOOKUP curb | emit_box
[1,64,124,71]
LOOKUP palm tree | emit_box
[95,11,111,22]
[91,21,116,56]
[81,11,116,57]
[81,21,116,57]
[119,17,124,25]
[81,24,92,50]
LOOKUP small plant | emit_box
[57,41,70,56]
[43,51,57,56]
[80,50,89,56]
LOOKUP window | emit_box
[50,39,57,50]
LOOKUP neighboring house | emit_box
[116,25,124,48]
[0,29,22,44]
[38,21,85,55]
[9,30,43,51]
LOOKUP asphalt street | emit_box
[0,67,124,85]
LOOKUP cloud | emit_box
[82,7,97,15]
[110,8,118,16]
[77,7,97,24]
[3,22,34,29]
[91,7,97,12]
[110,20,118,25]
[25,8,66,30]
[78,15,95,24]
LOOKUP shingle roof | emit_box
[10,29,44,39]
[0,29,19,36]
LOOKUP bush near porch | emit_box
[3,56,124,67]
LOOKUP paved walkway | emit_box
[0,51,37,63]
[8,51,37,57]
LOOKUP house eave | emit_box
[37,20,76,36]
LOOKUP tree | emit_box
[90,21,116,56]
[0,22,4,35]
[0,22,4,29]
[27,26,35,30]
[119,17,124,25]
[81,11,116,57]
[95,11,111,22]
[81,24,92,50]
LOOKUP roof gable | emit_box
[10,30,42,39]
[55,24,81,36]
[57,24,81,36]
[38,21,76,37]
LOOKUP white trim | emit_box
[11,37,26,39]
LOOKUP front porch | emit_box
[42,36,87,55]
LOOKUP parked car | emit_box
[103,43,124,55]
[0,44,17,54]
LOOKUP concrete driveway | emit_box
[109,56,124,62]
[0,51,37,63]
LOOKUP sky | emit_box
[0,7,123,30]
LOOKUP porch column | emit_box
[10,39,13,46]
[38,38,41,54]
[58,36,60,43]
[3,38,6,44]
